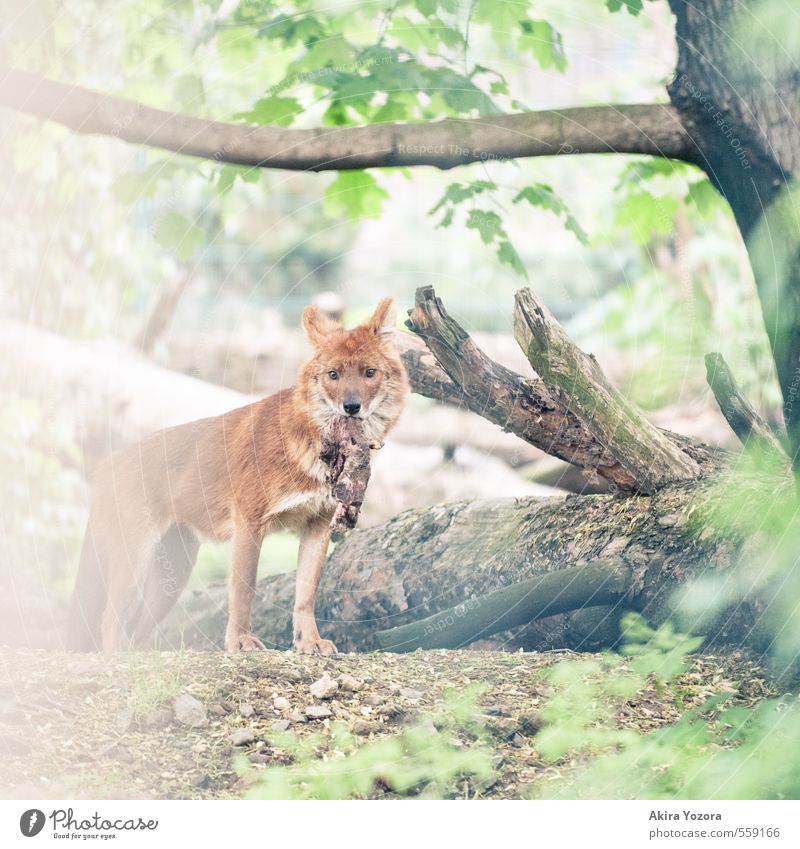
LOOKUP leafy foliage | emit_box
[606,0,645,15]
[324,170,389,221]
[430,176,589,277]
[532,612,800,799]
[514,183,588,243]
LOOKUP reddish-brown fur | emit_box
[66,299,408,654]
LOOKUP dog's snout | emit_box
[343,400,361,416]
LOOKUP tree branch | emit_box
[513,288,700,492]
[704,352,789,468]
[374,559,629,651]
[394,331,467,408]
[0,66,695,171]
[405,286,641,491]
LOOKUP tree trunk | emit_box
[667,0,800,469]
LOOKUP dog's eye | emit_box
[327,370,338,380]
[365,368,376,378]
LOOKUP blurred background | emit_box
[0,0,780,647]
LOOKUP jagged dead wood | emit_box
[704,352,789,469]
[394,332,467,408]
[513,288,700,492]
[319,415,372,539]
[374,559,629,651]
[404,286,640,491]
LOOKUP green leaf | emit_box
[466,208,503,244]
[112,162,182,204]
[429,180,497,217]
[513,183,587,243]
[497,239,528,278]
[321,100,353,126]
[687,179,725,218]
[424,66,500,115]
[614,190,678,243]
[606,0,644,15]
[234,95,301,127]
[257,14,327,46]
[153,211,205,260]
[289,35,355,76]
[216,25,260,73]
[616,158,692,189]
[216,164,261,195]
[519,20,567,71]
[473,0,521,45]
[371,93,415,123]
[428,180,528,278]
[323,171,388,221]
[388,16,441,52]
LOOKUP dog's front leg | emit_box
[225,523,266,651]
[293,513,337,655]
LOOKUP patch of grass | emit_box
[191,532,301,588]
[126,655,185,723]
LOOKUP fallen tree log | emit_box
[165,473,777,654]
[374,559,630,652]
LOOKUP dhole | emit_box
[66,298,408,654]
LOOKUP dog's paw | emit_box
[295,637,338,656]
[225,631,267,652]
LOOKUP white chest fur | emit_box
[265,457,335,531]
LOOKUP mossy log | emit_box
[513,288,700,491]
[166,476,772,654]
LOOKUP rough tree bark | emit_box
[666,0,800,469]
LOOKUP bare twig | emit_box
[704,352,789,468]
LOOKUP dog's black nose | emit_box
[343,401,361,416]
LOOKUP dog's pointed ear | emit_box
[366,298,397,342]
[303,305,340,348]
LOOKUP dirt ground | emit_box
[0,647,777,800]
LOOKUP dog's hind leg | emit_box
[99,527,165,651]
[129,523,200,648]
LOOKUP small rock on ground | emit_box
[309,675,339,700]
[173,694,208,728]
[229,728,255,746]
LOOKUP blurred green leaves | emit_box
[514,183,588,243]
[234,95,302,127]
[606,0,644,15]
[153,211,205,260]
[324,170,389,221]
[429,180,527,277]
